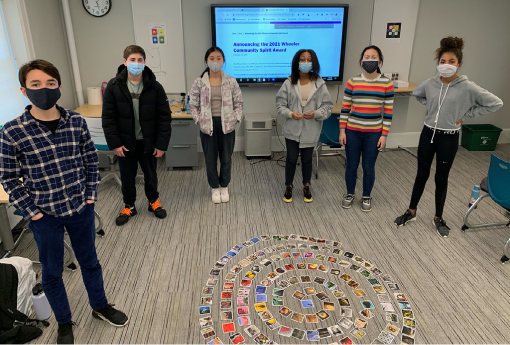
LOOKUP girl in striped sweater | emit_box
[339,46,394,212]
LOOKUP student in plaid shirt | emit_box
[0,60,128,344]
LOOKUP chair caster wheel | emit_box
[67,263,77,271]
[461,225,469,232]
[96,229,105,237]
[501,255,509,264]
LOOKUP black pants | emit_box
[409,126,459,218]
[200,117,236,189]
[118,140,159,206]
[285,138,314,186]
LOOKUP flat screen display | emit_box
[211,5,349,85]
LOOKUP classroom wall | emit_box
[24,0,75,109]
[20,0,510,145]
[407,0,510,137]
[370,0,420,83]
[67,0,135,103]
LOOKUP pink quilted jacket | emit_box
[189,71,243,135]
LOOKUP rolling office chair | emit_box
[462,154,510,263]
[314,113,344,179]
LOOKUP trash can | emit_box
[461,124,502,151]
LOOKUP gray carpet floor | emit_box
[7,143,510,344]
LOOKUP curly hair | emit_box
[435,36,464,64]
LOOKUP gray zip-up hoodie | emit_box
[276,77,333,148]
[413,75,503,132]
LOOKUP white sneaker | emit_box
[212,189,221,204]
[220,187,230,203]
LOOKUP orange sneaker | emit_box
[116,205,137,226]
[148,199,167,219]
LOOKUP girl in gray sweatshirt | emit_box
[394,36,503,238]
[276,49,333,203]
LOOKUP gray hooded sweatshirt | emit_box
[412,75,503,134]
[276,76,333,148]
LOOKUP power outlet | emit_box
[272,118,277,126]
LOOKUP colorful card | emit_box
[291,312,304,323]
[222,322,236,333]
[255,294,267,303]
[301,299,314,308]
[279,306,292,317]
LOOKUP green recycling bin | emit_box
[461,124,503,151]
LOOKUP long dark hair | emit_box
[359,45,384,74]
[201,46,226,77]
[290,49,320,84]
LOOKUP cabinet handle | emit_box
[173,122,190,126]
[172,145,190,148]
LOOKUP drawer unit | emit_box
[166,117,198,169]
[169,120,197,145]
[166,144,198,169]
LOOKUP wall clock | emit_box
[82,0,111,17]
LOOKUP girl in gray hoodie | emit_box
[276,49,333,203]
[395,37,503,237]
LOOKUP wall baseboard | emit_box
[197,128,510,153]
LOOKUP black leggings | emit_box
[409,126,459,218]
[285,138,314,186]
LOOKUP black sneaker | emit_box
[303,186,313,203]
[116,205,137,226]
[434,218,450,238]
[92,303,129,327]
[394,209,416,226]
[284,185,293,203]
[148,199,167,219]
[57,321,75,344]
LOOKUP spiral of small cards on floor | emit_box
[198,235,417,344]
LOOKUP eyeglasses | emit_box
[299,59,312,63]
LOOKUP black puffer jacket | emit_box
[102,65,171,152]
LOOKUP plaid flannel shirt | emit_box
[0,105,100,220]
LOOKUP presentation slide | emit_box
[213,7,346,83]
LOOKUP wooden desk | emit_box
[393,82,418,93]
[0,185,8,204]
[75,103,193,119]
[75,103,198,170]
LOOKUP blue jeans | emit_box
[344,129,381,197]
[29,203,107,324]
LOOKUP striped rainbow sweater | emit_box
[340,74,394,136]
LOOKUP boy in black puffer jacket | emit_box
[102,45,171,225]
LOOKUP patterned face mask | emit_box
[362,60,379,74]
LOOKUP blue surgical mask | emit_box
[25,87,61,110]
[299,62,313,73]
[127,62,145,76]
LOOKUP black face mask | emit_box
[362,60,379,74]
[25,88,61,110]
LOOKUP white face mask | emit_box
[437,64,457,78]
